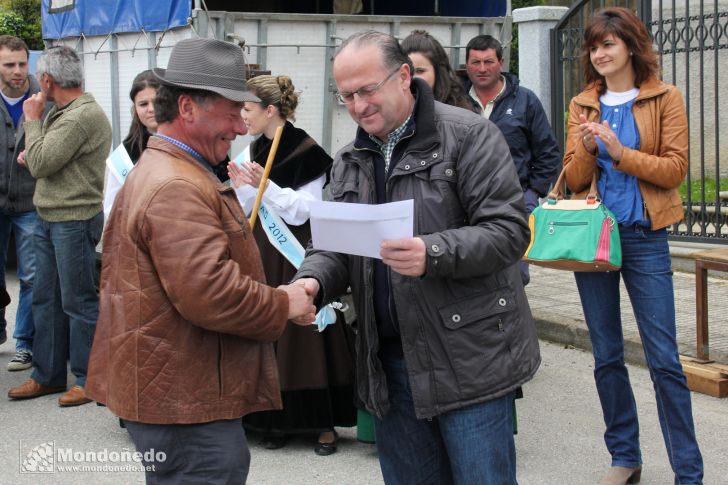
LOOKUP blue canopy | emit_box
[41,0,507,40]
[41,0,191,39]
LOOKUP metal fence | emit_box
[49,10,510,160]
[551,0,728,242]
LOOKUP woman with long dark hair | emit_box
[400,30,472,110]
[103,70,160,219]
[122,70,160,163]
[563,8,703,484]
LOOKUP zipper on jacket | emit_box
[386,267,400,335]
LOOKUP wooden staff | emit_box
[249,125,284,228]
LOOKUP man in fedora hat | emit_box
[8,46,110,406]
[85,37,317,484]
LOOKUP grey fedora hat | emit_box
[153,37,260,102]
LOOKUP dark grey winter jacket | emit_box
[0,75,45,213]
[295,79,541,419]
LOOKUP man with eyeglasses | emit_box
[293,31,540,484]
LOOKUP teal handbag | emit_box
[523,168,621,272]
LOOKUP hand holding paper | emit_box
[310,200,414,259]
[381,237,427,277]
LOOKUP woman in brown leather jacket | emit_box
[563,8,703,485]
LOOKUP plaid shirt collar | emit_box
[155,134,213,173]
[369,112,413,171]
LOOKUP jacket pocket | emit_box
[220,196,248,234]
[330,182,360,202]
[414,161,465,234]
[439,291,514,330]
[437,290,518,397]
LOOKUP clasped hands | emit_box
[290,237,426,324]
[278,280,319,325]
[578,114,625,162]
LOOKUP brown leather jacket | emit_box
[563,77,687,230]
[86,138,289,424]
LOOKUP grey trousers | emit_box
[122,418,250,484]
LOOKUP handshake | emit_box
[277,278,321,325]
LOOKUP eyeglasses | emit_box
[335,67,400,105]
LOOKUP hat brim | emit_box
[152,67,261,103]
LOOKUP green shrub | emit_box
[0,0,43,50]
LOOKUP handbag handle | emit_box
[547,165,599,205]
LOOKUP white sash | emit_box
[106,144,134,184]
[233,146,338,331]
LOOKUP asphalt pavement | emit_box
[1,269,726,484]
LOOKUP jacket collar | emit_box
[500,71,520,98]
[573,76,670,110]
[464,71,520,100]
[145,136,228,189]
[47,92,97,122]
[352,78,440,155]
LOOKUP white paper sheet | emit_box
[310,200,414,259]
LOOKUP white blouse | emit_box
[234,174,326,226]
[103,169,124,221]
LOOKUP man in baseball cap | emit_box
[85,37,316,484]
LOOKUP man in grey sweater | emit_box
[7,46,111,407]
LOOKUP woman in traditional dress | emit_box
[229,74,356,456]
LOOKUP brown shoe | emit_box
[8,378,65,400]
[58,385,92,407]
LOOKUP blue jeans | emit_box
[31,212,103,388]
[374,353,517,485]
[574,226,703,483]
[0,210,38,352]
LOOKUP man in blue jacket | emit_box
[464,34,561,284]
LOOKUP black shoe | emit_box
[314,431,338,456]
[260,435,287,450]
[7,350,32,371]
